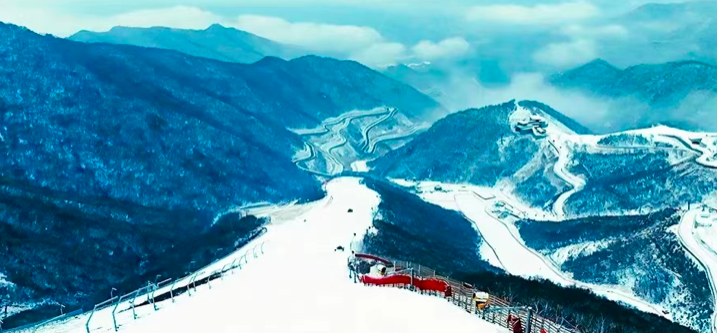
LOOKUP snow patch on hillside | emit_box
[547,240,615,266]
[0,272,12,287]
[351,160,370,172]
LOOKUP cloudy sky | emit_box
[0,0,707,68]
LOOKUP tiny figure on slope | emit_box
[335,245,345,251]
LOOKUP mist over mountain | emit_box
[551,59,717,132]
[2,1,717,331]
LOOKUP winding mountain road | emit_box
[292,142,335,178]
[661,134,717,169]
[293,107,420,176]
[548,139,586,219]
[361,108,398,151]
[290,108,392,137]
[366,125,429,154]
[677,207,717,333]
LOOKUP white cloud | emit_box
[233,15,385,55]
[533,39,598,67]
[411,37,470,61]
[231,16,472,67]
[0,5,221,37]
[559,24,630,39]
[528,23,628,68]
[0,3,475,68]
[465,1,600,26]
[350,42,408,68]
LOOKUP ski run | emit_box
[28,178,509,333]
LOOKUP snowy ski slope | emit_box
[31,178,508,333]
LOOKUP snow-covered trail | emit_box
[319,118,352,174]
[647,126,717,169]
[677,208,717,333]
[292,142,335,178]
[548,139,585,219]
[367,125,428,154]
[454,193,566,280]
[289,108,391,137]
[409,181,667,318]
[33,178,508,333]
[361,107,397,150]
[291,107,401,176]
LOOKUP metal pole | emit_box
[260,242,265,254]
[221,264,230,279]
[151,283,158,311]
[207,270,216,289]
[112,292,133,331]
[130,287,144,319]
[111,299,120,331]
[526,307,533,333]
[229,258,238,273]
[187,275,194,297]
[87,296,118,333]
[170,278,179,303]
[192,271,203,292]
[410,268,414,291]
[252,244,260,258]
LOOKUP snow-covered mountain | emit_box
[368,99,717,332]
[17,177,695,333]
[0,20,443,327]
[5,13,717,333]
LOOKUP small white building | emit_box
[697,213,714,227]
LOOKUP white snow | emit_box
[677,206,717,333]
[548,138,586,220]
[367,124,429,154]
[392,179,668,318]
[350,160,370,172]
[33,178,508,333]
[547,240,614,266]
[630,125,717,168]
[0,272,12,287]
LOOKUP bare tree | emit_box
[505,285,516,304]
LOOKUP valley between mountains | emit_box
[3,18,717,333]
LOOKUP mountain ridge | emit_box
[551,58,717,132]
[69,23,303,64]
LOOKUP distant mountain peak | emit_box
[206,23,227,30]
[551,59,622,85]
[571,59,621,73]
